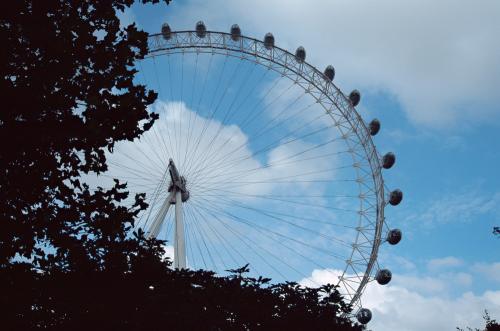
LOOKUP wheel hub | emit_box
[167,158,189,203]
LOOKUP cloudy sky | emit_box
[114,1,500,330]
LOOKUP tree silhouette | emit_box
[0,1,364,330]
[457,311,500,331]
[2,259,364,330]
[0,0,167,271]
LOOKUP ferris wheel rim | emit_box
[142,28,388,310]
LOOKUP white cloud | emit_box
[301,267,500,331]
[300,268,343,290]
[364,284,500,331]
[392,274,447,294]
[474,262,500,283]
[394,272,473,294]
[167,0,500,129]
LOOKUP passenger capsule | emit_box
[369,119,381,136]
[324,65,335,81]
[389,189,403,206]
[349,90,361,107]
[161,23,171,40]
[230,24,241,41]
[387,229,402,245]
[375,269,392,285]
[382,152,396,169]
[264,32,275,50]
[295,46,306,63]
[196,21,207,38]
[356,308,372,324]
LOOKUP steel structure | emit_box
[146,159,188,269]
[117,22,404,324]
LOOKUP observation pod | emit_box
[161,23,172,40]
[356,308,372,324]
[369,119,381,136]
[230,24,241,41]
[324,65,335,81]
[382,152,396,169]
[389,189,403,206]
[375,269,392,285]
[196,21,207,38]
[349,90,361,107]
[264,32,275,50]
[295,46,306,63]
[387,228,402,245]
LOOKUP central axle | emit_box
[168,158,189,203]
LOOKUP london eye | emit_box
[102,21,404,324]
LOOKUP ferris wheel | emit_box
[106,21,404,324]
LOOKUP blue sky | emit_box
[109,1,500,330]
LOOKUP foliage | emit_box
[0,0,169,270]
[0,1,364,330]
[457,311,500,331]
[2,257,363,330]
